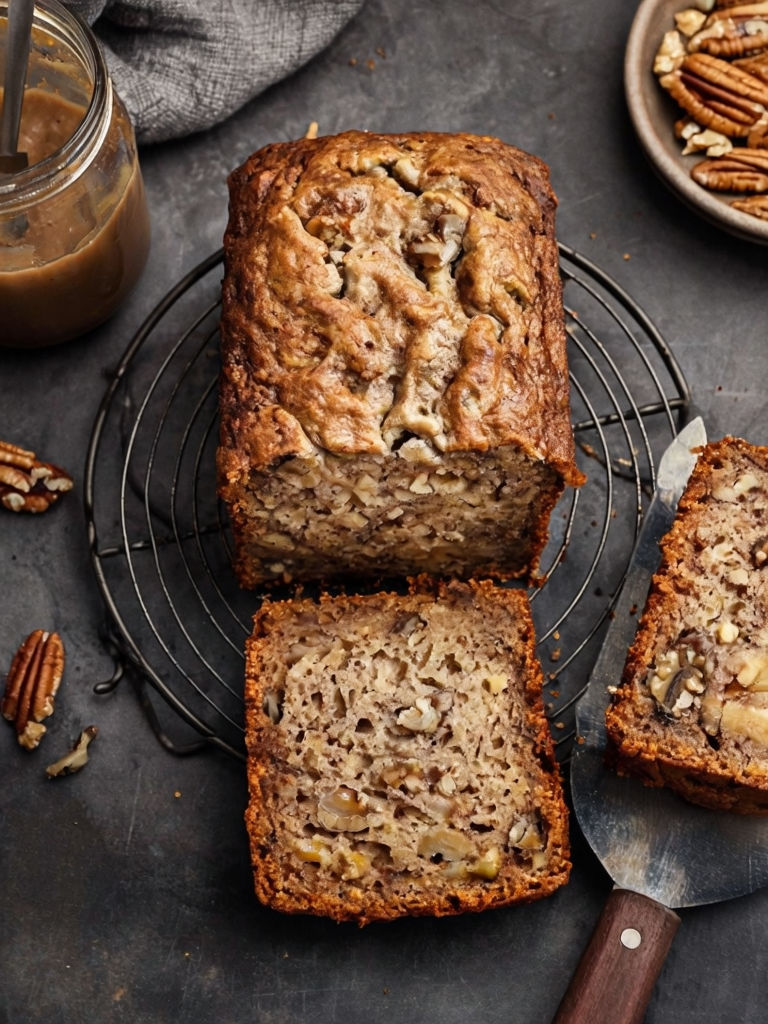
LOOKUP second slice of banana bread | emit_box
[244,578,570,924]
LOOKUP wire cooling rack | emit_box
[84,244,690,762]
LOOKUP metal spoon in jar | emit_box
[0,0,36,173]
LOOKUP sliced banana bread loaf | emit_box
[606,437,768,814]
[218,130,584,586]
[244,578,570,924]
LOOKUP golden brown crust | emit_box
[606,437,768,814]
[244,578,570,924]
[219,130,581,471]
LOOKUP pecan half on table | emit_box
[0,439,73,513]
[2,630,65,749]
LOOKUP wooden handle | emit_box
[552,888,680,1024]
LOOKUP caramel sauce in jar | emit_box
[0,1,150,348]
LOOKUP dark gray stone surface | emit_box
[2,1,768,1021]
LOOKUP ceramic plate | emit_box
[625,0,768,244]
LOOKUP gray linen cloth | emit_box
[64,0,365,144]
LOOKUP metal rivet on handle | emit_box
[620,928,642,949]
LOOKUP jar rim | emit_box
[0,0,111,204]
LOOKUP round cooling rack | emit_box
[84,244,691,763]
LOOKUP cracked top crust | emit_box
[219,130,582,484]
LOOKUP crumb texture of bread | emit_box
[244,578,570,924]
[606,437,768,814]
[218,130,584,586]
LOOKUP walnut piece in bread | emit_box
[606,437,768,814]
[218,130,584,586]
[244,578,571,924]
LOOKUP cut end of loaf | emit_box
[244,578,570,924]
[226,440,563,586]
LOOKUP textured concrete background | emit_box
[2,1,768,1021]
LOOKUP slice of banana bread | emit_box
[606,437,768,814]
[218,130,584,587]
[244,578,570,924]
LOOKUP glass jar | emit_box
[0,0,150,348]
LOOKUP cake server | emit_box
[553,417,768,1024]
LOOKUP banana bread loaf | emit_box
[218,130,584,587]
[244,578,571,924]
[606,437,768,814]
